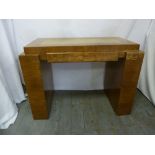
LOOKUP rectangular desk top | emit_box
[25,37,138,47]
[23,37,140,61]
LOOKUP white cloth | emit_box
[0,20,25,129]
[138,20,155,104]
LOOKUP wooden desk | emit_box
[19,37,144,119]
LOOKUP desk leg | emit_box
[104,52,144,115]
[19,54,48,119]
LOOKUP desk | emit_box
[19,37,144,119]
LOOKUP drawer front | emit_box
[46,52,119,63]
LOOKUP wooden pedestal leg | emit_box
[19,54,48,119]
[104,51,144,115]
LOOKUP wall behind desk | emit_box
[14,19,150,90]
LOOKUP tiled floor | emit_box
[0,90,155,135]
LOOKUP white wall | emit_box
[13,19,150,90]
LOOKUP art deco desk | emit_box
[19,37,144,119]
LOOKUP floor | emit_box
[0,90,155,135]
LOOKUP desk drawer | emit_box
[46,52,118,63]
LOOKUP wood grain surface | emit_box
[104,51,144,115]
[19,54,49,119]
[24,37,139,60]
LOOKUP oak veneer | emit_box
[104,52,144,115]
[19,37,144,119]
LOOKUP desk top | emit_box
[24,37,140,60]
[25,37,138,47]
